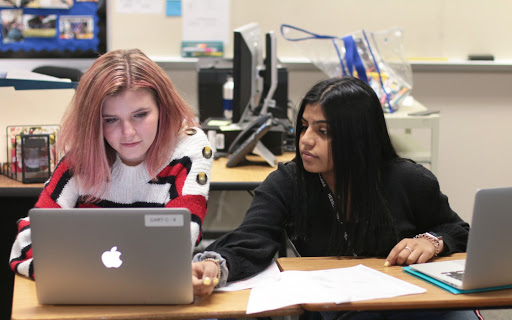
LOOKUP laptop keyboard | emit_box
[442,270,464,281]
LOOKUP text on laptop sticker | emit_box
[145,214,184,227]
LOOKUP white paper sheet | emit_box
[215,261,281,292]
[182,0,230,44]
[246,264,427,314]
[116,0,162,14]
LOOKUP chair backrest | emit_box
[32,66,83,82]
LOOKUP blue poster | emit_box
[0,0,106,58]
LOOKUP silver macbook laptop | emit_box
[409,187,512,290]
[29,208,194,304]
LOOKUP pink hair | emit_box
[58,49,197,202]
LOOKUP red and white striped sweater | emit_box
[9,127,213,279]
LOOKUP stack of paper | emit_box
[215,262,427,314]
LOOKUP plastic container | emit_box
[222,75,234,120]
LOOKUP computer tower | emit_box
[197,68,232,123]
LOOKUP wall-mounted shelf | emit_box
[278,57,512,73]
[2,57,512,74]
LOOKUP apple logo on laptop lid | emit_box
[101,246,123,268]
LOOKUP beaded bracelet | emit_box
[202,258,221,284]
[414,233,442,257]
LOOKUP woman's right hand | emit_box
[192,260,220,297]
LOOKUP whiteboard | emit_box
[108,0,512,61]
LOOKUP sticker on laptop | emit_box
[145,214,184,227]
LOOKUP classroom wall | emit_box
[107,0,512,61]
[412,70,512,223]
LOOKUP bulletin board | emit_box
[0,0,106,58]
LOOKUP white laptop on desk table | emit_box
[409,187,512,290]
[29,207,193,305]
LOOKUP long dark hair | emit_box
[293,76,399,256]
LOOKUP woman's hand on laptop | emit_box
[192,261,220,296]
[384,237,444,267]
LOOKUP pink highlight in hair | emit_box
[57,49,196,202]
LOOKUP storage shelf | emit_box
[384,98,439,173]
[390,134,431,163]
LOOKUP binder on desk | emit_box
[0,79,78,90]
[403,187,512,295]
[403,267,512,294]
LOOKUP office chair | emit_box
[32,66,83,82]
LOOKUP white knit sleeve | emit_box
[9,217,33,279]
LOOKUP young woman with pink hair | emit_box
[10,49,213,279]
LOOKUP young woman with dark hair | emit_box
[192,76,476,319]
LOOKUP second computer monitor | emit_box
[232,22,263,124]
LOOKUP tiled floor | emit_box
[480,309,512,320]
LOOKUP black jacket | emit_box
[206,159,470,282]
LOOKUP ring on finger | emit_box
[404,246,413,253]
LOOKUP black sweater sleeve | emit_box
[388,160,470,255]
[205,163,296,281]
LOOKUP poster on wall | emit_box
[0,0,106,58]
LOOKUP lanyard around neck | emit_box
[318,173,356,256]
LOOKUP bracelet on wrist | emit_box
[414,232,443,257]
[202,258,221,282]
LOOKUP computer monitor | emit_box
[232,22,264,125]
[260,30,278,116]
[226,25,282,168]
[232,23,283,126]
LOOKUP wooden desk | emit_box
[0,175,43,197]
[11,275,302,320]
[209,152,294,190]
[277,253,512,312]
